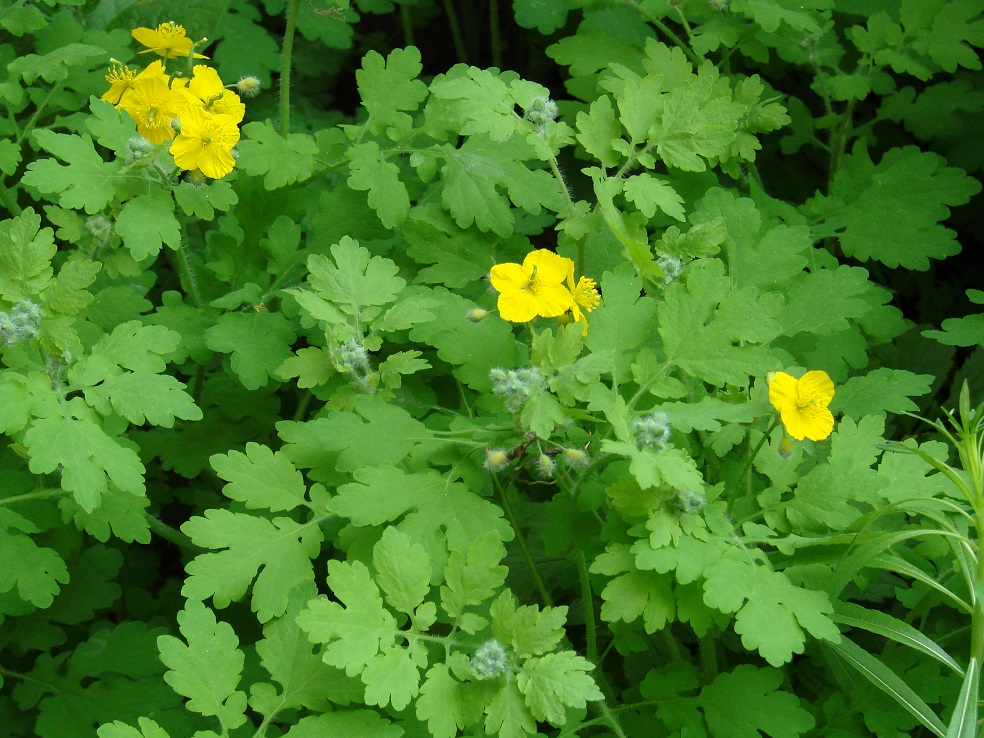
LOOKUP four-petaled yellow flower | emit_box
[566,261,600,335]
[132,22,208,59]
[169,106,241,179]
[117,61,182,144]
[176,65,245,123]
[769,370,836,441]
[490,249,573,323]
[101,63,137,106]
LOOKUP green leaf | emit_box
[658,260,780,386]
[575,95,622,169]
[346,142,410,229]
[205,310,298,389]
[827,636,946,738]
[373,526,431,616]
[24,410,146,512]
[518,651,602,725]
[730,0,830,34]
[281,711,402,738]
[513,0,569,34]
[699,664,815,738]
[0,208,56,301]
[41,256,101,315]
[173,180,239,220]
[378,350,430,389]
[805,144,982,270]
[98,717,171,738]
[490,590,568,659]
[0,509,70,607]
[623,174,686,221]
[304,236,405,321]
[329,463,512,577]
[85,97,137,160]
[923,289,984,349]
[440,531,508,625]
[439,135,562,237]
[417,662,469,738]
[702,557,840,666]
[833,368,934,418]
[115,190,182,261]
[157,599,247,729]
[237,121,320,189]
[946,657,979,738]
[22,131,121,214]
[485,680,537,738]
[210,443,309,512]
[181,508,323,623]
[356,46,427,138]
[7,43,105,84]
[297,560,398,676]
[832,601,963,676]
[277,347,333,388]
[592,544,676,632]
[902,0,984,75]
[83,372,202,428]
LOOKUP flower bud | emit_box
[471,639,509,679]
[657,255,683,286]
[484,448,509,472]
[561,448,589,468]
[337,338,370,372]
[524,95,559,127]
[467,308,489,322]
[778,435,794,460]
[632,411,671,451]
[236,75,262,97]
[534,453,556,477]
[677,489,706,514]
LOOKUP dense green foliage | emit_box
[2,0,984,736]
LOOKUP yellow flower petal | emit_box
[132,22,208,59]
[490,262,531,292]
[523,249,571,282]
[769,369,836,441]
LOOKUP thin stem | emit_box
[442,0,468,64]
[399,3,414,47]
[672,5,705,63]
[492,474,552,606]
[575,549,598,665]
[489,0,502,68]
[0,487,67,507]
[699,630,719,680]
[624,1,701,67]
[142,511,201,552]
[279,0,302,137]
[175,227,204,308]
[727,417,780,501]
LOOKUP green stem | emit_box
[442,0,468,64]
[0,487,67,507]
[489,0,502,68]
[672,5,705,63]
[575,549,598,665]
[399,3,414,47]
[624,1,701,67]
[142,511,201,552]
[493,474,552,606]
[279,0,302,137]
[175,229,204,308]
[699,630,719,680]
[727,417,780,500]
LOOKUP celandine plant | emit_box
[1,1,983,737]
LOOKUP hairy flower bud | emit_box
[467,307,490,322]
[657,255,683,286]
[534,453,556,477]
[524,95,559,127]
[471,639,509,679]
[0,300,42,347]
[561,447,590,468]
[236,75,262,97]
[633,411,671,451]
[490,366,545,412]
[484,448,509,472]
[676,489,706,514]
[336,338,370,372]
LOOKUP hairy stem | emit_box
[279,0,302,137]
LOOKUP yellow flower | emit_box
[169,106,240,179]
[769,370,836,441]
[101,62,137,106]
[177,65,245,123]
[131,22,208,59]
[489,249,573,322]
[566,261,600,335]
[117,62,182,144]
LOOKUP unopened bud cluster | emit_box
[657,255,683,286]
[524,95,559,127]
[675,489,706,515]
[633,411,671,451]
[0,300,42,347]
[85,214,113,246]
[490,367,545,412]
[471,638,510,679]
[336,338,369,372]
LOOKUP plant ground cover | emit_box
[2,0,984,736]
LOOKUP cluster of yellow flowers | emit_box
[489,249,601,334]
[102,22,256,180]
